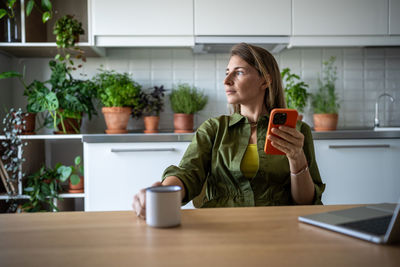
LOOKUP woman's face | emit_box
[224,55,267,105]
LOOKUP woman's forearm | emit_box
[162,176,186,201]
[289,153,315,204]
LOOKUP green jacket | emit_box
[162,113,325,208]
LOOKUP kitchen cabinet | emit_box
[194,0,291,36]
[390,0,400,35]
[293,0,388,35]
[314,139,400,205]
[84,141,192,211]
[92,0,194,46]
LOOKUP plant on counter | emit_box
[132,85,166,133]
[57,156,84,193]
[311,56,340,131]
[1,108,27,193]
[22,165,63,212]
[169,83,208,133]
[53,14,85,69]
[93,68,142,134]
[0,69,59,134]
[281,68,310,120]
[48,60,97,134]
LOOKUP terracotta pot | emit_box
[13,112,36,134]
[102,107,132,134]
[297,114,303,121]
[68,176,84,193]
[313,113,338,131]
[54,117,82,134]
[144,116,160,133]
[173,113,194,133]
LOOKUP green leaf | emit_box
[0,71,22,79]
[42,11,51,23]
[70,174,80,185]
[26,0,34,16]
[57,165,72,182]
[0,9,7,19]
[74,156,81,166]
[41,0,52,11]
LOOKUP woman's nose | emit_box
[224,73,233,85]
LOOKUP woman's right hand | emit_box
[132,181,162,219]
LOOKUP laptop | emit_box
[298,202,400,244]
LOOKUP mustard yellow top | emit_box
[240,144,259,179]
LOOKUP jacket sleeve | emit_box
[300,122,326,205]
[162,118,216,205]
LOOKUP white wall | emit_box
[5,47,400,134]
[0,52,12,131]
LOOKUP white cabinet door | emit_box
[390,0,400,34]
[314,139,400,205]
[84,142,192,211]
[195,0,291,35]
[92,0,194,46]
[293,0,388,35]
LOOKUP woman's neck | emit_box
[240,104,267,124]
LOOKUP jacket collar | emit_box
[229,113,270,127]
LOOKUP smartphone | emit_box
[264,108,298,155]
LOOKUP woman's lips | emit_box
[225,90,236,95]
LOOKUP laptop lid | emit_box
[298,202,400,244]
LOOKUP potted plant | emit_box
[53,14,85,70]
[93,69,142,134]
[169,83,208,133]
[0,69,59,134]
[22,165,63,212]
[133,85,166,133]
[311,56,340,131]
[48,60,97,134]
[0,0,53,42]
[57,156,84,193]
[281,68,310,121]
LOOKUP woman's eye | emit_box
[236,71,244,75]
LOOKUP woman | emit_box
[133,43,325,218]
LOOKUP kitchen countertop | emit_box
[81,128,400,143]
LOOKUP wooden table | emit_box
[0,205,399,267]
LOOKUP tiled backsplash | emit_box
[4,47,400,133]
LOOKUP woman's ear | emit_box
[261,74,272,90]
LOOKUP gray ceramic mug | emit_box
[146,185,182,228]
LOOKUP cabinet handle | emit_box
[111,148,176,152]
[328,144,390,149]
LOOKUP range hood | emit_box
[193,36,290,54]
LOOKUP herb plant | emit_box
[132,85,166,118]
[281,68,310,113]
[169,84,208,114]
[311,56,340,114]
[93,69,142,108]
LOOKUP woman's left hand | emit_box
[268,126,304,161]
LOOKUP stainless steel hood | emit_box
[193,36,290,54]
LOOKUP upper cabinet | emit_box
[92,0,194,46]
[194,0,291,36]
[293,0,388,36]
[390,0,400,34]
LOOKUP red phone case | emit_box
[264,108,298,155]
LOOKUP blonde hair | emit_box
[229,43,286,114]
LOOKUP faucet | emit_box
[374,93,395,127]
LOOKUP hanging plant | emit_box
[53,14,86,70]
